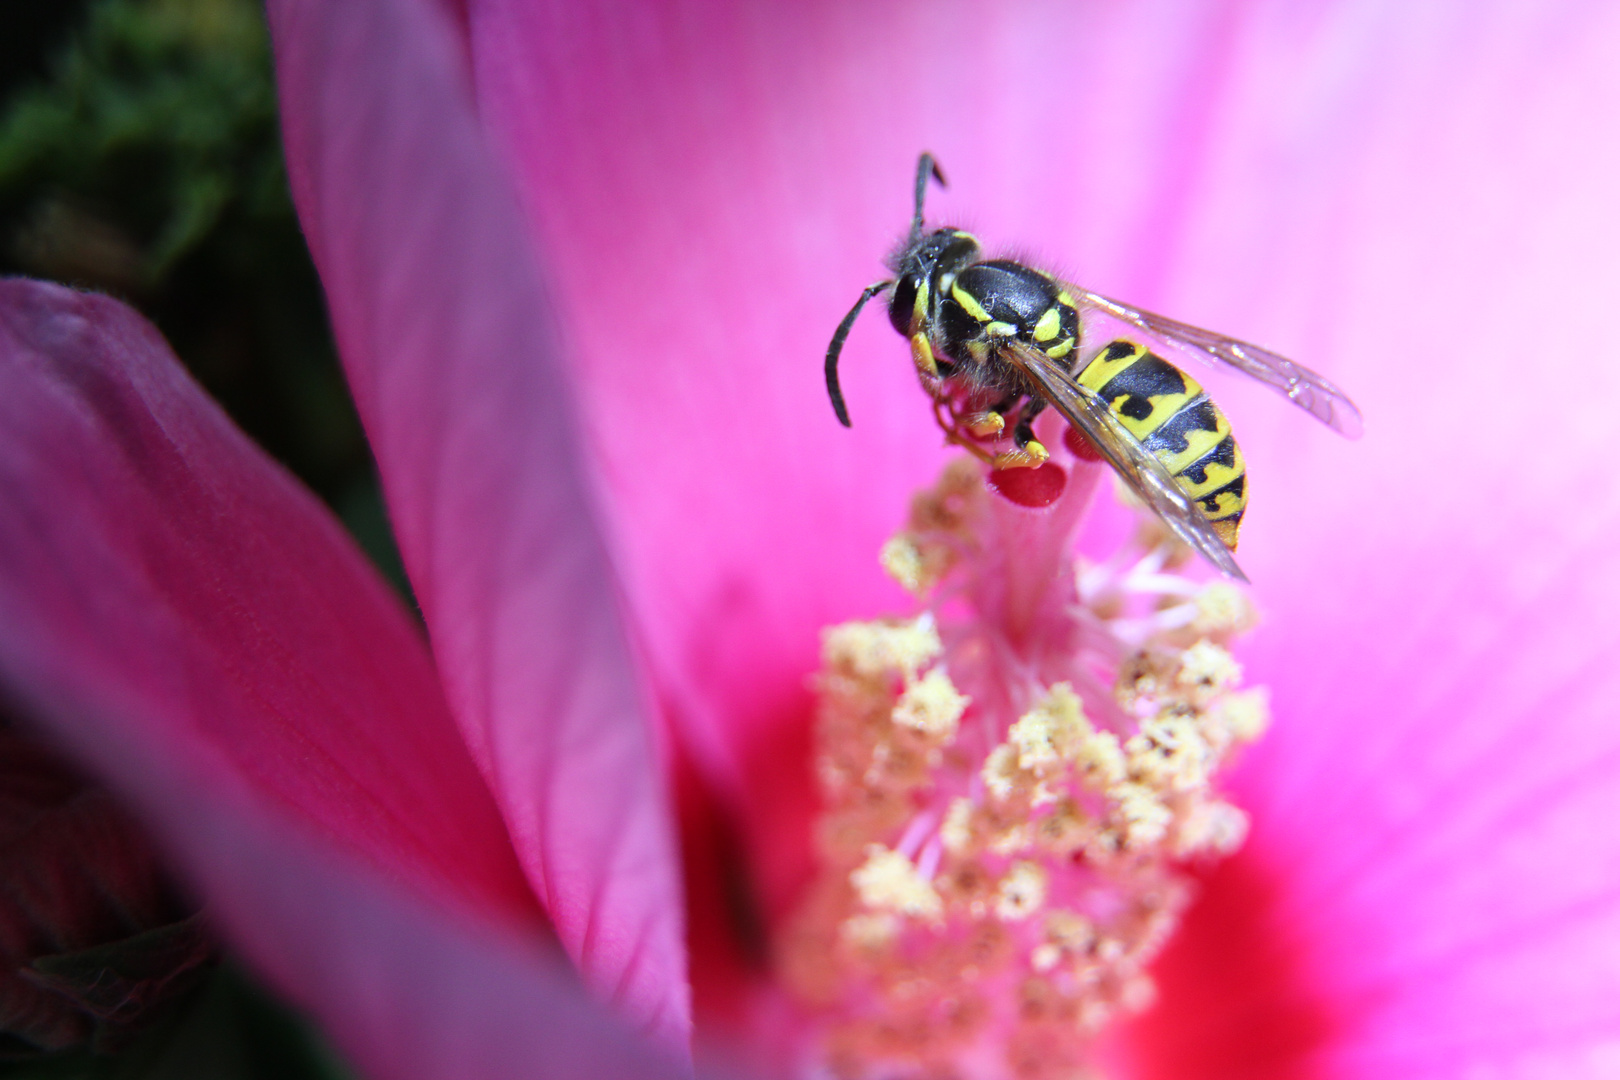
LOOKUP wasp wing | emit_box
[1000,340,1248,582]
[1071,288,1363,440]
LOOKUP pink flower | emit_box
[5,1,1620,1078]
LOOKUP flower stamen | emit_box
[782,449,1271,1078]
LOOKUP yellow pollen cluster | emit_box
[879,458,987,598]
[968,669,1258,862]
[852,846,945,921]
[1190,581,1259,637]
[994,862,1048,921]
[894,669,970,738]
[784,634,1266,1077]
[822,617,946,683]
[810,616,970,861]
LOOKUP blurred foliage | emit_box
[0,1,406,1075]
[0,0,408,597]
[0,715,212,1061]
[1,962,352,1080]
[0,706,356,1079]
[0,2,91,103]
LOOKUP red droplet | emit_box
[987,462,1068,508]
[1063,425,1104,462]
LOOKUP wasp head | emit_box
[886,228,982,337]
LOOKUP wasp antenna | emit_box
[911,153,947,238]
[825,280,894,427]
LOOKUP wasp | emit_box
[825,154,1362,581]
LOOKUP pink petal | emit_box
[0,279,535,926]
[0,280,678,1075]
[463,0,1138,918]
[180,773,683,1080]
[268,0,689,1045]
[1099,6,1620,1077]
[462,0,1620,1070]
[18,648,681,1080]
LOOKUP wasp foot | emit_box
[965,410,1006,437]
[991,441,1049,470]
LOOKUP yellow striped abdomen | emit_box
[1076,340,1248,548]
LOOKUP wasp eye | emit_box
[887,276,921,335]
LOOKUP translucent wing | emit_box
[1071,288,1364,440]
[1000,340,1249,581]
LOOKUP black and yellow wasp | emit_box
[825,154,1361,581]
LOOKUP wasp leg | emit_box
[962,393,1020,438]
[964,410,1006,437]
[931,399,996,463]
[991,443,1050,470]
[992,398,1050,470]
[1012,397,1048,450]
[910,332,940,377]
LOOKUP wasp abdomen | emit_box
[1078,339,1248,548]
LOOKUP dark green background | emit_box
[0,0,409,599]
